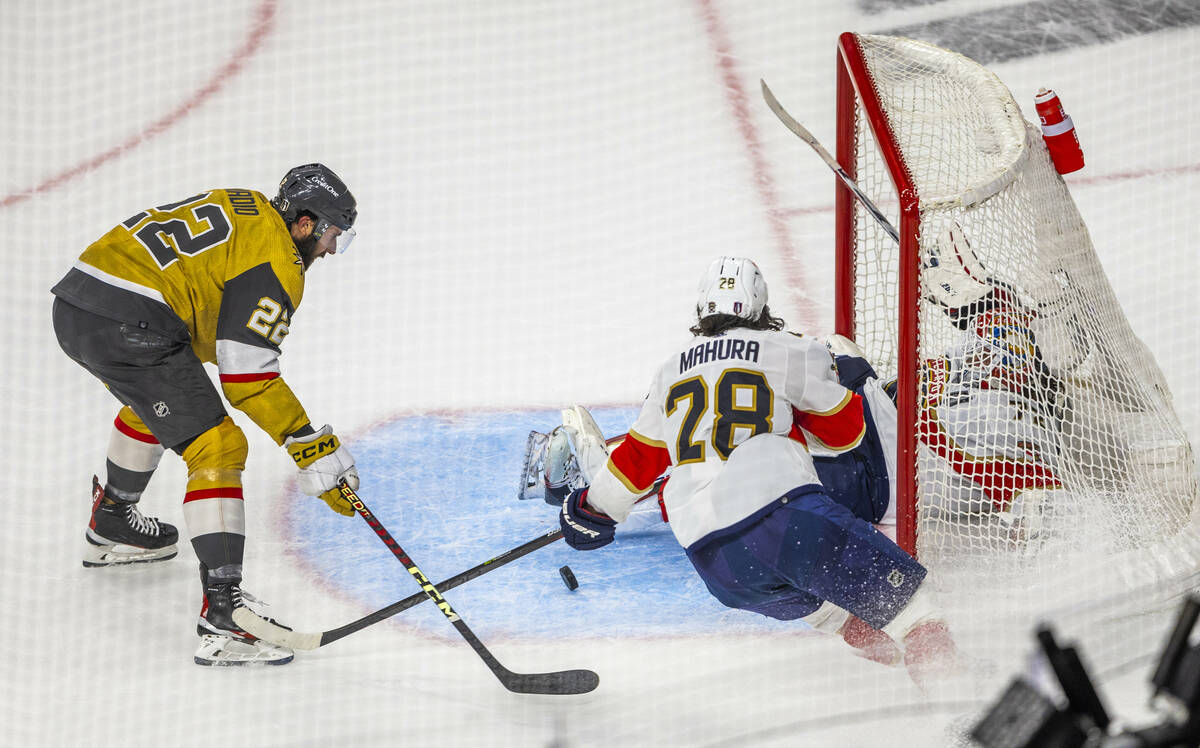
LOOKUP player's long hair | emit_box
[690,306,786,337]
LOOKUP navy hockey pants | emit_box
[685,488,925,629]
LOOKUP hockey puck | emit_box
[558,565,579,591]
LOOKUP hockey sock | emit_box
[180,418,248,572]
[183,468,246,573]
[104,407,165,503]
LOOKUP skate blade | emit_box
[517,430,549,500]
[193,634,294,666]
[82,540,178,567]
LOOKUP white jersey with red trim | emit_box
[586,329,866,549]
[918,308,1063,511]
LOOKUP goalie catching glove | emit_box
[284,424,359,516]
[922,221,1021,330]
[560,488,616,550]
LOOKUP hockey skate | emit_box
[840,614,903,667]
[902,619,966,692]
[195,578,294,666]
[83,476,179,567]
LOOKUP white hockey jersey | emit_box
[917,309,1063,510]
[585,329,866,549]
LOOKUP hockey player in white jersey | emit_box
[533,224,1061,547]
[555,256,960,683]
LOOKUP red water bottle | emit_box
[1035,88,1084,174]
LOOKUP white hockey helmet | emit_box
[696,256,768,322]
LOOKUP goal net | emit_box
[833,32,1200,674]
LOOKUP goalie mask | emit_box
[696,256,768,322]
[271,163,358,253]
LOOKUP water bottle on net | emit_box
[1035,88,1085,174]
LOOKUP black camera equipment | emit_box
[970,596,1200,748]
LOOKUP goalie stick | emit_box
[759,79,1049,322]
[234,526,564,650]
[760,78,900,243]
[759,81,1095,383]
[339,483,598,695]
[761,79,1052,301]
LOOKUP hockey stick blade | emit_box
[341,483,599,695]
[233,527,565,651]
[453,619,600,695]
[232,607,318,649]
[495,665,600,696]
[760,78,900,244]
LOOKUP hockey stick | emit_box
[235,527,564,651]
[759,81,1075,427]
[339,483,599,695]
[760,79,1035,317]
[760,79,900,243]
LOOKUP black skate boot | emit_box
[84,476,179,567]
[195,566,293,666]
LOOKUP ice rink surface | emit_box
[3,1,1198,745]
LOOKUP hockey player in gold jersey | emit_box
[51,164,360,666]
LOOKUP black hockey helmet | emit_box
[271,163,358,246]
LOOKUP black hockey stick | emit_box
[235,526,564,651]
[339,483,599,695]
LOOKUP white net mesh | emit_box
[842,32,1200,675]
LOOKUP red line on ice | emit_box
[693,0,820,327]
[0,0,278,209]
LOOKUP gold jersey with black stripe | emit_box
[52,188,313,444]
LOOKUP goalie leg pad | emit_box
[923,221,1000,328]
[517,406,611,505]
[560,405,610,481]
[840,613,903,667]
[542,427,580,505]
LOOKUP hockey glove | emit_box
[284,424,359,516]
[560,488,616,551]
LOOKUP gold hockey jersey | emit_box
[52,189,313,444]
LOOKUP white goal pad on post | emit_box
[833,32,1200,680]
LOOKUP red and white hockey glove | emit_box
[284,424,359,516]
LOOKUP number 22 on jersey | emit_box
[123,192,232,270]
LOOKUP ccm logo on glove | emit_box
[283,424,359,516]
[289,433,341,466]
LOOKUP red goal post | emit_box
[834,31,923,554]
